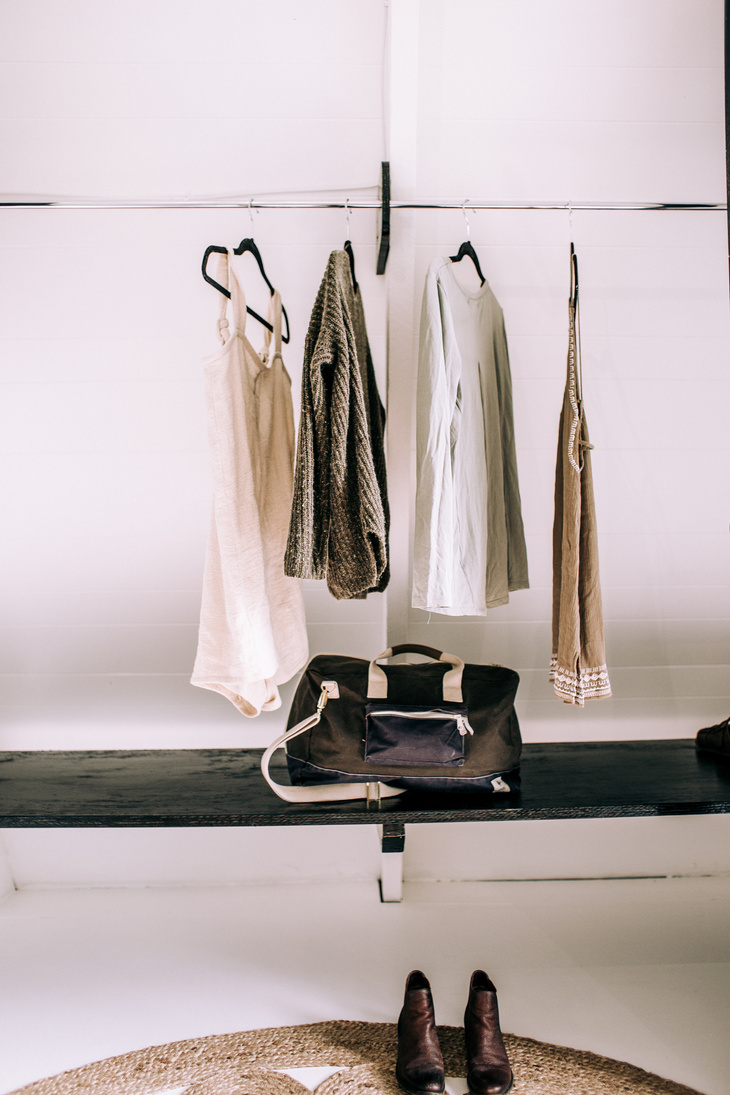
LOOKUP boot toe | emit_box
[396,1062,446,1094]
[467,1065,513,1095]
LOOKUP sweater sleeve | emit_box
[284,272,331,580]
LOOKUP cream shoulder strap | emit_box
[260,683,404,803]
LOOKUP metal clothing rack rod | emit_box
[5,166,724,275]
[1,199,726,210]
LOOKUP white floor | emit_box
[0,877,728,1095]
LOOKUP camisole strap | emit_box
[214,252,231,345]
[213,250,251,345]
[227,251,250,337]
[260,289,283,366]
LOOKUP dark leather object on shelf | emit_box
[696,715,730,760]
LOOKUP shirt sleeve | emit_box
[412,265,462,611]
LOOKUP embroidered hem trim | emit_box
[550,657,612,707]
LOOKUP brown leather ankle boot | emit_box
[464,970,513,1095]
[396,970,445,1095]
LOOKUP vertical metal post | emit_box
[380,819,405,901]
[725,0,730,292]
[376,162,391,274]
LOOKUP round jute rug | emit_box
[6,1021,705,1095]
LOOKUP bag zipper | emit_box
[370,709,474,736]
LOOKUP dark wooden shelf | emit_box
[1,739,729,830]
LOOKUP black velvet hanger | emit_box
[569,241,579,306]
[201,237,290,343]
[449,239,485,286]
[344,238,358,292]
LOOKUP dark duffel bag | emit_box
[261,644,521,802]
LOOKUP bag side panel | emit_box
[286,655,370,770]
[460,665,522,773]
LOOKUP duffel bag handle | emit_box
[368,644,465,702]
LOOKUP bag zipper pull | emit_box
[317,681,340,712]
[317,683,330,712]
[456,714,474,736]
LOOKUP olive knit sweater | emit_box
[284,250,389,599]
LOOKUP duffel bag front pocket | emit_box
[364,703,474,767]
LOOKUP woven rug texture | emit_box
[6,1020,705,1095]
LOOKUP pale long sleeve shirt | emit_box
[412,258,529,616]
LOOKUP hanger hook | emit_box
[345,198,352,239]
[462,200,471,240]
[566,200,574,240]
[248,198,255,234]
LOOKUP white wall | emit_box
[0,838,14,899]
[6,815,730,891]
[0,0,389,751]
[386,0,730,744]
[1,0,728,886]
